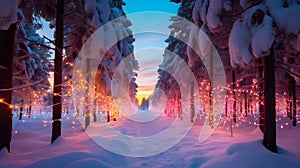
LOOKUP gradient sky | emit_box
[123,0,179,99]
[123,0,179,14]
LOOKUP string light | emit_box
[0,61,297,136]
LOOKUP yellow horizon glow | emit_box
[135,85,153,105]
[136,95,149,105]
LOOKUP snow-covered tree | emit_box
[63,0,138,128]
[0,0,19,153]
[13,10,51,121]
[156,0,195,119]
[0,0,57,150]
[14,10,51,111]
[108,0,138,107]
[189,0,300,153]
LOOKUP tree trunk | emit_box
[225,94,228,117]
[291,77,296,126]
[93,86,97,122]
[0,24,16,153]
[19,106,23,120]
[51,0,64,144]
[76,105,79,115]
[232,69,237,123]
[28,101,31,118]
[178,92,183,120]
[209,48,214,128]
[84,58,91,129]
[258,58,264,133]
[244,92,248,116]
[107,111,110,122]
[85,109,90,129]
[93,97,97,122]
[288,77,292,119]
[240,98,242,115]
[249,94,253,115]
[263,45,277,153]
[190,81,195,123]
[286,98,289,118]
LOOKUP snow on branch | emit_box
[275,66,300,78]
[229,5,275,68]
[0,65,7,70]
[20,37,55,51]
[0,78,48,92]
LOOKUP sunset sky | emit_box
[123,0,179,100]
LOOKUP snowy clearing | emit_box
[0,111,299,168]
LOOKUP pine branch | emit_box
[0,78,48,92]
[43,35,56,45]
[63,11,76,18]
[0,65,7,70]
[47,0,57,9]
[63,44,73,49]
[276,61,300,69]
[20,37,55,51]
[14,52,47,60]
[275,66,300,78]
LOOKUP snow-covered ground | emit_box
[0,111,300,168]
